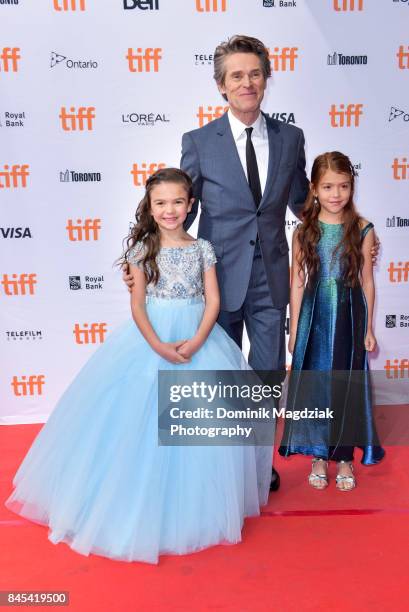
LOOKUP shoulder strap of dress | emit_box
[361,222,374,239]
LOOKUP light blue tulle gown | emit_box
[6,239,270,564]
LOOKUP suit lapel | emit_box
[259,113,283,209]
[216,113,255,209]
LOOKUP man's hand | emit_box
[122,264,134,293]
[156,341,191,364]
[370,233,380,265]
[177,337,202,360]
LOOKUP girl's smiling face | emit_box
[149,182,193,232]
[313,169,352,218]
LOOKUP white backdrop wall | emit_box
[1,0,408,423]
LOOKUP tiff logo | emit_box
[66,218,101,241]
[59,106,95,131]
[197,105,228,127]
[131,163,166,186]
[384,359,409,379]
[333,0,363,10]
[269,47,298,71]
[73,322,107,344]
[0,164,29,188]
[126,48,162,72]
[388,262,409,282]
[397,45,409,69]
[1,274,37,295]
[0,47,20,72]
[329,104,363,127]
[11,375,45,396]
[53,0,86,10]
[196,0,227,11]
[392,157,409,180]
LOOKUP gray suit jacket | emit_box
[181,111,309,311]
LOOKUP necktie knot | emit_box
[245,127,253,139]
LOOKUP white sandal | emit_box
[308,458,329,489]
[336,461,356,491]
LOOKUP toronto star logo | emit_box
[327,52,368,66]
[51,51,98,69]
[389,106,409,122]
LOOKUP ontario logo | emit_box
[50,51,98,69]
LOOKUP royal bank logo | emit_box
[266,112,296,124]
[69,274,104,290]
[50,51,98,69]
[385,315,396,328]
[6,330,42,341]
[263,1,297,7]
[389,106,409,122]
[0,111,26,128]
[1,227,32,239]
[60,169,102,182]
[327,52,367,66]
[123,0,159,8]
[386,215,409,228]
[194,52,214,66]
[122,112,170,126]
[131,163,166,186]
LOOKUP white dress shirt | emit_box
[227,109,269,196]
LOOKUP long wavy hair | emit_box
[297,151,363,287]
[118,168,193,285]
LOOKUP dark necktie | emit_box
[245,127,262,208]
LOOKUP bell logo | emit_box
[388,262,409,283]
[1,274,37,296]
[392,158,409,180]
[333,0,363,10]
[11,375,45,396]
[131,163,166,186]
[0,164,30,189]
[0,47,21,72]
[269,47,298,71]
[126,48,162,72]
[53,0,86,11]
[329,104,363,127]
[73,322,108,344]
[384,359,409,379]
[196,0,226,11]
[197,105,228,127]
[397,46,409,70]
[66,218,101,241]
[59,106,96,131]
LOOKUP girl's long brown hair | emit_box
[118,168,193,285]
[297,151,363,287]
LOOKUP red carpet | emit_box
[1,423,408,611]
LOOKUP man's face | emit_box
[218,52,266,118]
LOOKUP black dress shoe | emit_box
[270,467,280,492]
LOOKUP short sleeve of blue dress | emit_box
[361,222,374,240]
[200,239,217,271]
[127,242,145,268]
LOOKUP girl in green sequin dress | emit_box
[279,152,384,491]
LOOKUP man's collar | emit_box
[227,109,266,141]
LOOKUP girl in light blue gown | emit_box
[6,168,270,564]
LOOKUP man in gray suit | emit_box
[182,35,308,373]
[181,36,309,490]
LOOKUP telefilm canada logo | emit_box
[69,275,104,290]
[327,52,368,66]
[6,330,42,341]
[0,111,26,128]
[60,169,102,182]
[121,112,170,127]
[50,51,98,69]
[385,314,409,328]
[263,1,297,7]
[194,52,214,66]
[389,106,409,123]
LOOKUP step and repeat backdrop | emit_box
[1,0,408,423]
